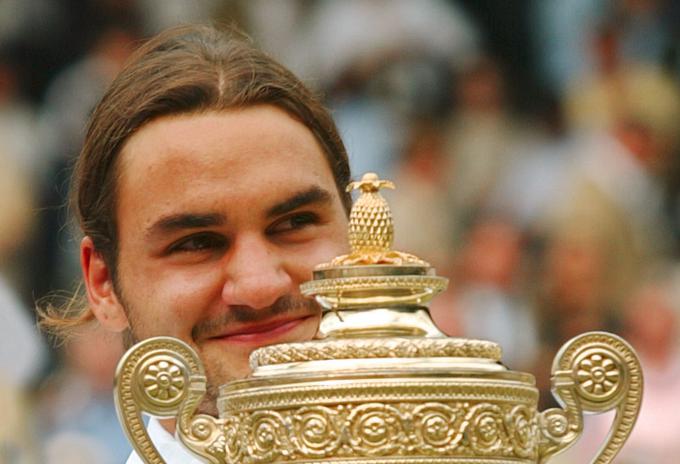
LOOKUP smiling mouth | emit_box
[206,315,316,344]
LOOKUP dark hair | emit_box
[41,24,351,335]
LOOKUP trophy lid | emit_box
[300,172,449,339]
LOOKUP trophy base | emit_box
[218,337,539,464]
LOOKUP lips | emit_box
[206,315,315,344]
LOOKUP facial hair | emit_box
[191,294,319,341]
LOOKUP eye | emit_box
[267,212,320,235]
[167,233,228,254]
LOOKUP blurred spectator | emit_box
[38,326,130,463]
[0,383,37,463]
[457,0,539,113]
[37,22,139,181]
[615,0,671,67]
[613,276,680,462]
[0,149,33,261]
[533,224,624,409]
[539,229,621,344]
[0,142,45,388]
[0,276,46,390]
[240,0,303,63]
[531,0,605,96]
[559,274,680,463]
[137,0,222,34]
[442,57,542,246]
[389,120,453,269]
[31,22,139,299]
[564,22,680,145]
[287,0,478,179]
[548,121,671,291]
[532,0,672,97]
[0,0,139,104]
[0,144,43,462]
[287,0,478,87]
[0,49,38,176]
[0,50,38,298]
[448,217,539,371]
[0,269,45,464]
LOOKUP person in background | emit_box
[555,273,680,463]
[39,326,129,464]
[447,217,539,372]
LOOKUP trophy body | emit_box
[115,174,642,464]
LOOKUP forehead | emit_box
[116,106,338,228]
[120,106,329,177]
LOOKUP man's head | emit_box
[45,24,351,412]
[76,24,351,277]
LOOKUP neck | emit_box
[159,417,177,436]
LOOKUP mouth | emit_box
[205,315,316,345]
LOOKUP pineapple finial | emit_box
[323,173,427,267]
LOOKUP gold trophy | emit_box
[115,173,643,463]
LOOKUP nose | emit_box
[221,234,293,309]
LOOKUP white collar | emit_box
[125,417,204,464]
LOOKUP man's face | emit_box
[88,105,348,409]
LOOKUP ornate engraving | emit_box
[252,338,501,367]
[290,406,342,457]
[574,351,622,403]
[222,416,243,463]
[347,404,407,456]
[220,380,538,414]
[346,174,396,253]
[465,404,507,455]
[301,274,447,298]
[505,405,537,459]
[412,403,465,452]
[320,172,426,267]
[301,275,445,293]
[140,358,186,406]
[220,400,539,462]
[245,411,290,463]
[539,409,569,441]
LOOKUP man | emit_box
[41,24,352,463]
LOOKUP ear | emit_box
[81,236,129,332]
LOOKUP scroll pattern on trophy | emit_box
[221,401,540,462]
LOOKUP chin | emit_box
[198,314,321,414]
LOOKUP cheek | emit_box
[121,261,225,338]
[287,233,349,282]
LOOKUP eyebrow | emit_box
[266,186,333,218]
[145,213,226,239]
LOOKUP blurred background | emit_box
[1,0,679,462]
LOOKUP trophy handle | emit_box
[114,336,225,464]
[537,331,643,463]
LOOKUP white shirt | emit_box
[126,418,204,464]
[0,275,46,388]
